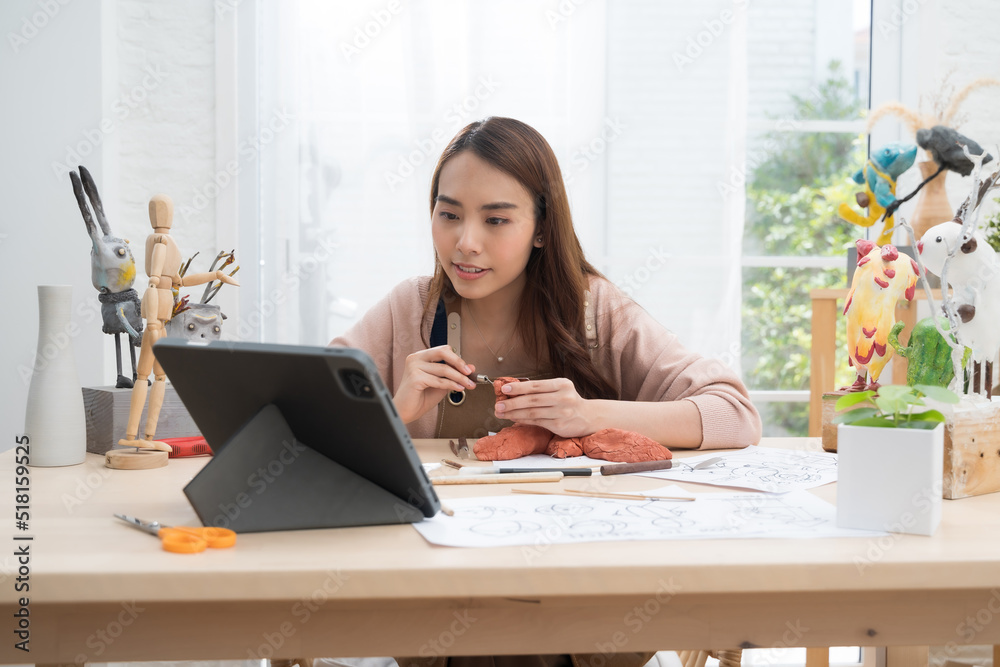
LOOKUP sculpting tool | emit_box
[599,460,673,475]
[687,456,725,471]
[511,488,695,502]
[460,467,593,476]
[432,472,564,485]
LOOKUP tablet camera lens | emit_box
[341,369,375,399]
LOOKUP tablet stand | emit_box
[184,403,425,532]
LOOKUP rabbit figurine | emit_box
[70,165,143,388]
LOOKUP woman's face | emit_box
[432,150,542,303]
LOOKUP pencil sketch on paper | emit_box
[638,447,838,492]
[413,487,878,548]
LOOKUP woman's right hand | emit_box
[393,345,476,424]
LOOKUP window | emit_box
[741,0,872,435]
[232,0,875,438]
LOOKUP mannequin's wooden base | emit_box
[105,449,169,469]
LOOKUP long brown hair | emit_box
[423,117,618,400]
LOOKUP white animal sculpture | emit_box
[918,220,1000,363]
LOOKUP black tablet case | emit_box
[154,339,439,533]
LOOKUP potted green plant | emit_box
[832,384,959,536]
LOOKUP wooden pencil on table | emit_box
[510,488,695,502]
[432,472,565,485]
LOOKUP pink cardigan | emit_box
[330,276,761,449]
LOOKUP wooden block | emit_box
[82,385,200,455]
[822,393,841,452]
[821,390,867,452]
[943,402,1000,499]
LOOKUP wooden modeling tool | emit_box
[599,459,673,475]
[511,488,695,502]
[432,472,564,485]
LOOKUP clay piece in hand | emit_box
[492,376,521,401]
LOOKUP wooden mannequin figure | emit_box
[112,194,238,468]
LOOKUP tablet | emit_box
[154,338,440,532]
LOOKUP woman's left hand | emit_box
[494,378,595,438]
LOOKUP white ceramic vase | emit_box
[24,285,87,467]
[836,423,943,536]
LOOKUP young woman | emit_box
[330,117,760,667]
[331,117,761,452]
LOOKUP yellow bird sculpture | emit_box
[843,239,920,391]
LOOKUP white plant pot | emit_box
[836,423,943,536]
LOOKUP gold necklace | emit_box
[464,304,517,363]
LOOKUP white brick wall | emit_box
[106,0,1000,344]
[747,0,817,127]
[920,0,1000,221]
[115,0,217,267]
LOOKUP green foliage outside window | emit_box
[983,199,1000,253]
[742,62,865,435]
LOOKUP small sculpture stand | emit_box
[106,448,169,470]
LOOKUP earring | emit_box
[534,236,543,247]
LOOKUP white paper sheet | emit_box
[415,486,878,548]
[493,454,607,469]
[639,446,838,492]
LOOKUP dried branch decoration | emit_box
[867,76,1000,138]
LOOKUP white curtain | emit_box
[258,0,747,374]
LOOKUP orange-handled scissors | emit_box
[115,514,237,554]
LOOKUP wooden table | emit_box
[2,438,999,664]
[809,289,942,436]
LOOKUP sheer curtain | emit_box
[256,0,747,373]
